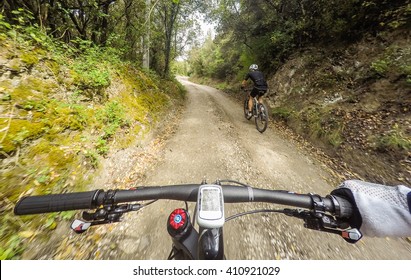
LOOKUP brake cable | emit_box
[225,209,285,222]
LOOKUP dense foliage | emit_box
[1,0,209,76]
[188,0,411,80]
[0,12,185,259]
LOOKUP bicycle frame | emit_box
[251,96,260,116]
[169,221,224,260]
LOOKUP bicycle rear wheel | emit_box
[255,103,268,133]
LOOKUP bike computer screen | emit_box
[197,185,224,228]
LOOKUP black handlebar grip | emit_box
[330,195,354,218]
[14,190,101,215]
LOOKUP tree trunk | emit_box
[143,0,151,69]
[163,1,180,77]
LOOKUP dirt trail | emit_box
[59,78,411,259]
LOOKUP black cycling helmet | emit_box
[249,64,258,71]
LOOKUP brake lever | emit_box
[70,203,142,234]
[283,208,362,243]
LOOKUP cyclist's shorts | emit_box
[251,87,267,97]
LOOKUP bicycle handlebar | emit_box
[14,190,101,215]
[14,184,353,218]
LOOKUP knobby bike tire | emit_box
[255,103,268,133]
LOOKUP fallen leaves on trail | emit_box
[270,120,361,186]
[18,231,36,239]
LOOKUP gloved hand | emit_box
[331,180,411,237]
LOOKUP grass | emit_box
[271,106,295,121]
[370,45,411,82]
[294,107,344,148]
[374,124,411,152]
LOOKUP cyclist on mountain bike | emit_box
[241,64,268,118]
[332,180,411,237]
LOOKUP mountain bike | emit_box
[14,179,362,260]
[243,89,269,133]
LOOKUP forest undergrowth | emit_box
[0,14,185,259]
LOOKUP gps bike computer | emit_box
[197,184,225,228]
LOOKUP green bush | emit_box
[371,59,389,76]
[374,124,411,152]
[271,107,295,121]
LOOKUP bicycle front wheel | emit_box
[255,103,268,133]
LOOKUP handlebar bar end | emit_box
[14,190,103,215]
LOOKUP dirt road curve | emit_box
[95,77,411,260]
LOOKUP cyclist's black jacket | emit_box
[244,71,268,90]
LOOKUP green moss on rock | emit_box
[1,119,47,153]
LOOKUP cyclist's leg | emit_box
[257,90,266,104]
[249,88,258,112]
[248,95,253,112]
